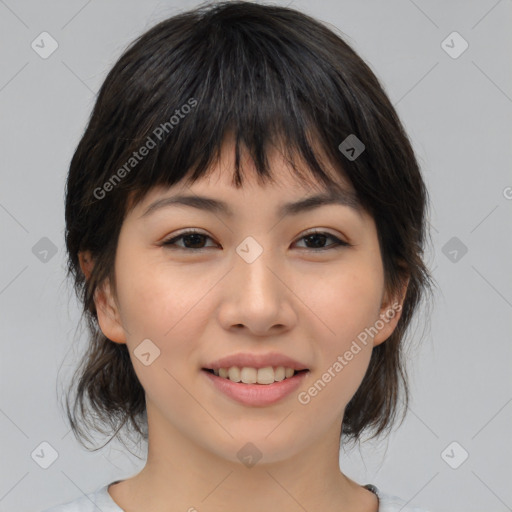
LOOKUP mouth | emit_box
[201,366,309,385]
[201,366,310,406]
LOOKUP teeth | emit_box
[211,366,299,384]
[228,367,241,382]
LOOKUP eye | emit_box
[161,230,217,250]
[293,230,350,251]
[161,229,350,252]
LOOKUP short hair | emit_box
[63,0,432,450]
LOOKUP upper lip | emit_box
[203,352,309,371]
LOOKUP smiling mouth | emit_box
[202,367,308,385]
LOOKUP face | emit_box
[84,140,404,465]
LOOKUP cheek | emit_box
[112,256,212,409]
[113,248,228,396]
[114,244,214,339]
[301,255,384,348]
[297,254,384,403]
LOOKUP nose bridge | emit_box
[234,235,280,303]
[217,235,295,333]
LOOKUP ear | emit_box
[78,250,94,280]
[78,250,127,344]
[372,276,410,347]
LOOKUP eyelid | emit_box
[162,228,208,240]
[298,227,349,242]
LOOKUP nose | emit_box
[217,243,297,336]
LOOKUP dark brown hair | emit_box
[63,0,432,451]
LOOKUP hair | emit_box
[63,0,432,452]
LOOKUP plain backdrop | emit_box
[0,1,511,511]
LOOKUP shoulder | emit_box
[40,482,124,512]
[377,489,431,512]
[365,484,430,512]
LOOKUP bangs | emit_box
[90,2,364,212]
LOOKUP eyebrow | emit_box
[140,189,361,219]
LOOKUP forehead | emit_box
[133,135,357,214]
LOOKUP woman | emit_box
[45,2,432,510]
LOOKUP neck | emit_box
[109,402,376,512]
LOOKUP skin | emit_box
[79,138,407,512]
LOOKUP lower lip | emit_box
[202,369,309,407]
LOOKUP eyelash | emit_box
[161,229,351,252]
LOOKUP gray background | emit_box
[0,0,511,511]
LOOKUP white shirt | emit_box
[41,481,430,511]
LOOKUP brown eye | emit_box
[162,230,217,250]
[161,229,350,252]
[294,231,350,250]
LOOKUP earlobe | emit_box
[78,250,127,344]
